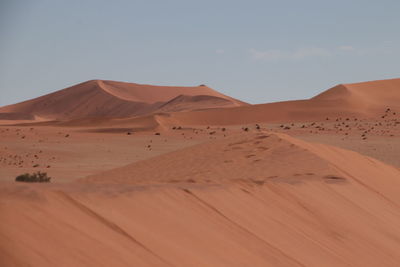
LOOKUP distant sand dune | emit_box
[2,78,399,128]
[0,80,246,121]
[55,78,400,128]
[161,78,400,125]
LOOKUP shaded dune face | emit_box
[0,80,246,121]
[2,132,400,267]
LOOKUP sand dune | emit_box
[81,131,400,190]
[81,132,340,184]
[2,132,400,266]
[313,78,400,105]
[0,80,245,121]
[2,78,398,128]
[56,78,399,129]
[136,78,400,126]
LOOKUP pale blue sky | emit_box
[1,0,399,106]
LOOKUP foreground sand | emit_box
[2,131,400,266]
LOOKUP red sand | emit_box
[2,132,400,266]
[1,77,400,267]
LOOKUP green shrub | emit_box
[15,171,51,183]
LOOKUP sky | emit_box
[1,0,400,106]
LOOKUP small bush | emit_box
[15,171,51,183]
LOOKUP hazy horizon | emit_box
[1,0,400,106]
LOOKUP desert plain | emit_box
[1,78,400,266]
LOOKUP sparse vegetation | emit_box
[15,171,51,183]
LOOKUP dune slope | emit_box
[2,133,400,266]
[313,78,400,105]
[0,80,245,120]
